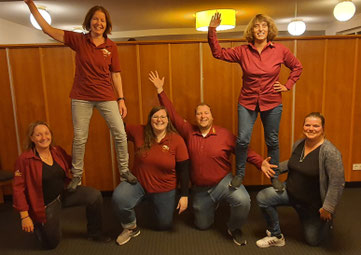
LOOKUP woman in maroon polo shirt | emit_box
[12,121,109,249]
[24,0,136,191]
[112,106,190,246]
[208,13,303,190]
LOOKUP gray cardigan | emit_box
[279,139,345,214]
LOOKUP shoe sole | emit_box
[256,242,285,248]
[116,230,141,246]
[227,229,247,246]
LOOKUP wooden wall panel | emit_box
[323,39,356,178]
[41,47,74,153]
[83,110,114,190]
[0,49,18,171]
[170,43,201,123]
[117,44,140,184]
[138,44,170,123]
[295,40,325,139]
[8,48,47,148]
[350,39,361,182]
[202,42,234,132]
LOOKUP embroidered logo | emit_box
[162,145,170,152]
[15,169,22,177]
[101,48,111,57]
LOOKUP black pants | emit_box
[35,186,103,249]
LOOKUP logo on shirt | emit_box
[162,145,170,152]
[101,48,111,58]
[14,169,22,177]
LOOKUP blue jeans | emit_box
[256,186,330,246]
[112,181,176,230]
[71,99,129,178]
[236,104,282,178]
[192,173,250,231]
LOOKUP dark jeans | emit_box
[236,104,283,178]
[256,186,331,246]
[34,186,103,249]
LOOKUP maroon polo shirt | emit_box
[208,27,303,111]
[64,31,121,101]
[126,125,189,193]
[158,92,263,187]
[12,146,72,223]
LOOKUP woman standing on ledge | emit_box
[24,0,137,190]
[208,13,303,191]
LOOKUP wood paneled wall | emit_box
[1,36,360,191]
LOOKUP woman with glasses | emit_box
[112,106,189,245]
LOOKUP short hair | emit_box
[243,14,278,43]
[82,6,112,35]
[194,103,212,115]
[24,121,54,150]
[304,112,325,129]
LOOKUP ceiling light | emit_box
[30,7,52,30]
[333,1,356,21]
[288,19,306,36]
[196,9,236,32]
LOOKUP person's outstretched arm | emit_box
[24,0,64,42]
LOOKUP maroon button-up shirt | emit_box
[208,27,303,111]
[158,92,263,187]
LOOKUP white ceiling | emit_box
[1,0,360,40]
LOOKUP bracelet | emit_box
[21,216,29,220]
[117,97,125,102]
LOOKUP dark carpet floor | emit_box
[1,187,360,255]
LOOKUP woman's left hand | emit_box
[319,208,332,221]
[177,196,188,214]
[273,81,288,92]
[118,100,127,118]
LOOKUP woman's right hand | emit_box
[209,12,221,28]
[148,71,164,94]
[21,217,34,233]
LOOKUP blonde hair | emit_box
[243,14,278,43]
[24,121,53,150]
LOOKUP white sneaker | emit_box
[256,234,285,248]
[116,227,140,245]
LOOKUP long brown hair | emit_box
[140,106,177,152]
[243,14,278,43]
[82,6,112,35]
[24,121,54,150]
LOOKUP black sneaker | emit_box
[66,176,82,192]
[229,176,243,189]
[87,234,112,243]
[227,229,247,246]
[121,171,138,185]
[271,178,285,192]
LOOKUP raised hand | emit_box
[148,71,165,94]
[209,12,221,28]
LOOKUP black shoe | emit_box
[271,178,285,192]
[66,176,82,192]
[229,176,243,189]
[87,234,112,243]
[121,171,138,185]
[227,229,247,246]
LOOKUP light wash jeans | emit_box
[112,181,177,230]
[236,104,283,178]
[256,186,331,246]
[71,99,129,177]
[192,173,251,231]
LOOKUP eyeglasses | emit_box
[152,115,167,120]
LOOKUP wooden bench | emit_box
[0,170,13,203]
